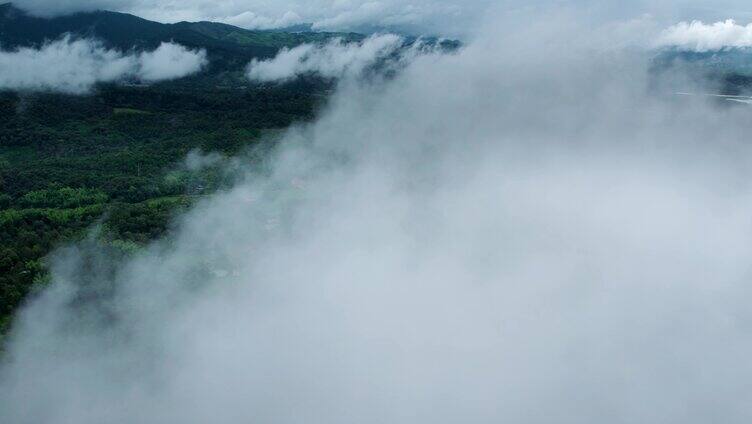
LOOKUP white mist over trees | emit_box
[247,35,405,83]
[0,37,207,94]
[4,3,752,424]
[134,42,208,82]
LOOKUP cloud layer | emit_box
[247,34,405,83]
[657,19,752,51]
[0,37,207,94]
[136,42,209,82]
[5,4,752,424]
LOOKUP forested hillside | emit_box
[0,79,331,335]
[0,0,372,337]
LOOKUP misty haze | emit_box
[3,1,752,423]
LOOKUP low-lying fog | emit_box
[4,3,752,423]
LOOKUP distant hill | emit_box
[654,49,752,77]
[0,2,364,73]
[650,48,752,97]
[0,2,460,88]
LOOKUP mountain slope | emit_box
[0,3,363,64]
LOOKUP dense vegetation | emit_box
[0,2,464,342]
[0,81,328,336]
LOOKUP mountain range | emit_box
[0,2,363,72]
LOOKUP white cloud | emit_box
[657,19,752,51]
[246,34,405,82]
[137,42,208,82]
[0,35,136,94]
[0,37,207,94]
[7,4,752,424]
